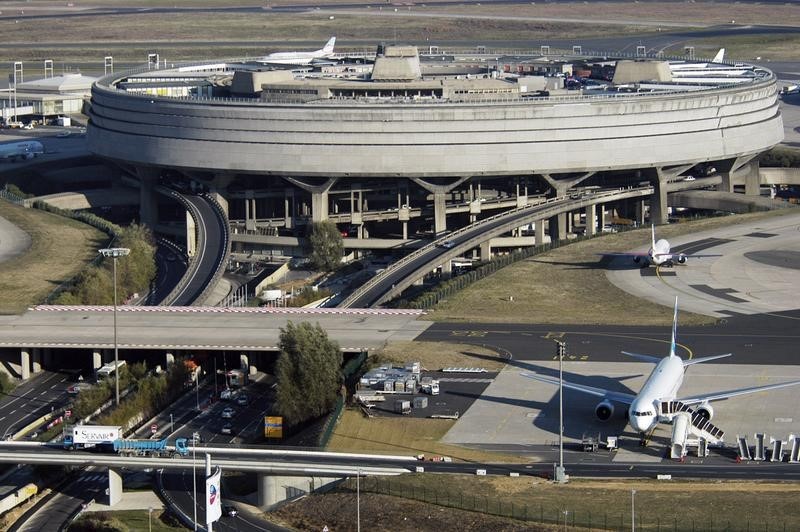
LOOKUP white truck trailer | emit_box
[64,425,122,450]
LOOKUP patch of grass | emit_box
[327,409,520,463]
[427,210,797,326]
[345,475,800,530]
[373,341,508,372]
[69,510,184,532]
[0,202,108,315]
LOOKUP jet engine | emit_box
[695,402,714,420]
[595,400,615,421]
[676,254,687,264]
[633,256,641,264]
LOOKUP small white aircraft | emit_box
[259,37,336,66]
[0,140,44,162]
[602,225,719,267]
[522,297,800,436]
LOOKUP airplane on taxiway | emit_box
[601,224,720,267]
[521,297,800,436]
[259,37,336,66]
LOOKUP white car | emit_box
[683,175,696,181]
[221,407,235,419]
[437,240,456,249]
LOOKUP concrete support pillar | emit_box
[441,260,452,280]
[93,350,103,371]
[20,349,30,380]
[106,468,123,507]
[410,176,470,236]
[480,241,491,261]
[165,352,175,367]
[634,200,645,226]
[284,177,337,223]
[402,221,408,240]
[257,473,279,509]
[136,167,159,229]
[284,189,294,230]
[549,213,567,242]
[585,204,596,236]
[744,160,761,197]
[239,353,249,372]
[535,219,545,246]
[599,205,607,230]
[245,191,255,231]
[433,192,447,235]
[718,171,734,193]
[31,348,42,374]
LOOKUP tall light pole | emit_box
[631,489,636,532]
[356,468,361,532]
[555,341,567,483]
[99,247,130,406]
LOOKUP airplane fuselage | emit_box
[628,356,684,433]
[648,238,672,266]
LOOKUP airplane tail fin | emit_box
[651,224,657,252]
[712,48,725,63]
[669,295,678,358]
[322,37,336,55]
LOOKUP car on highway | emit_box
[222,505,238,517]
[56,131,71,138]
[235,394,248,406]
[66,382,91,395]
[221,407,235,419]
[437,240,455,249]
[220,423,234,435]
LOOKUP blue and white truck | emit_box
[64,425,190,457]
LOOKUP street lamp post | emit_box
[555,341,567,483]
[631,489,637,532]
[356,468,361,532]
[192,432,199,531]
[98,247,130,406]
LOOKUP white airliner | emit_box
[522,297,800,436]
[259,37,336,66]
[602,225,719,267]
[0,140,44,162]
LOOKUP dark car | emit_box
[220,423,234,435]
[222,505,238,517]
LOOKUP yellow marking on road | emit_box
[542,332,566,340]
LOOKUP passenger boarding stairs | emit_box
[661,401,725,458]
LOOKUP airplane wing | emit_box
[678,379,800,405]
[683,353,732,366]
[654,252,721,259]
[621,351,661,364]
[598,252,649,258]
[520,372,637,404]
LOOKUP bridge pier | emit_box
[256,474,338,510]
[743,160,761,197]
[480,241,491,261]
[584,204,596,236]
[20,349,30,380]
[93,350,103,372]
[106,467,123,507]
[411,176,470,235]
[31,348,42,375]
[136,167,160,229]
[285,177,338,223]
[244,192,257,231]
[535,219,546,246]
[441,260,452,279]
[647,169,669,225]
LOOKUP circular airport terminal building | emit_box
[86,44,783,258]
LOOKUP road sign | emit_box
[150,424,157,434]
[65,409,71,418]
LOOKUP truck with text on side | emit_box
[63,425,190,457]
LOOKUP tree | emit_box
[306,221,343,272]
[274,321,342,426]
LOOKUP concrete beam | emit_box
[93,350,103,371]
[646,168,668,225]
[284,177,338,223]
[540,172,595,196]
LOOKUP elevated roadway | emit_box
[341,186,656,308]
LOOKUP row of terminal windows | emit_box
[452,88,514,94]
[263,88,319,95]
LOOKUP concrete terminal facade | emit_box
[86,46,783,255]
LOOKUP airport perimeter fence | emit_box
[339,476,793,531]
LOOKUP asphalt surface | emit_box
[0,370,74,441]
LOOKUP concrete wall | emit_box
[87,75,782,179]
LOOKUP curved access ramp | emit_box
[159,189,230,306]
[340,186,653,308]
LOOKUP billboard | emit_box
[205,467,222,525]
[264,416,283,438]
